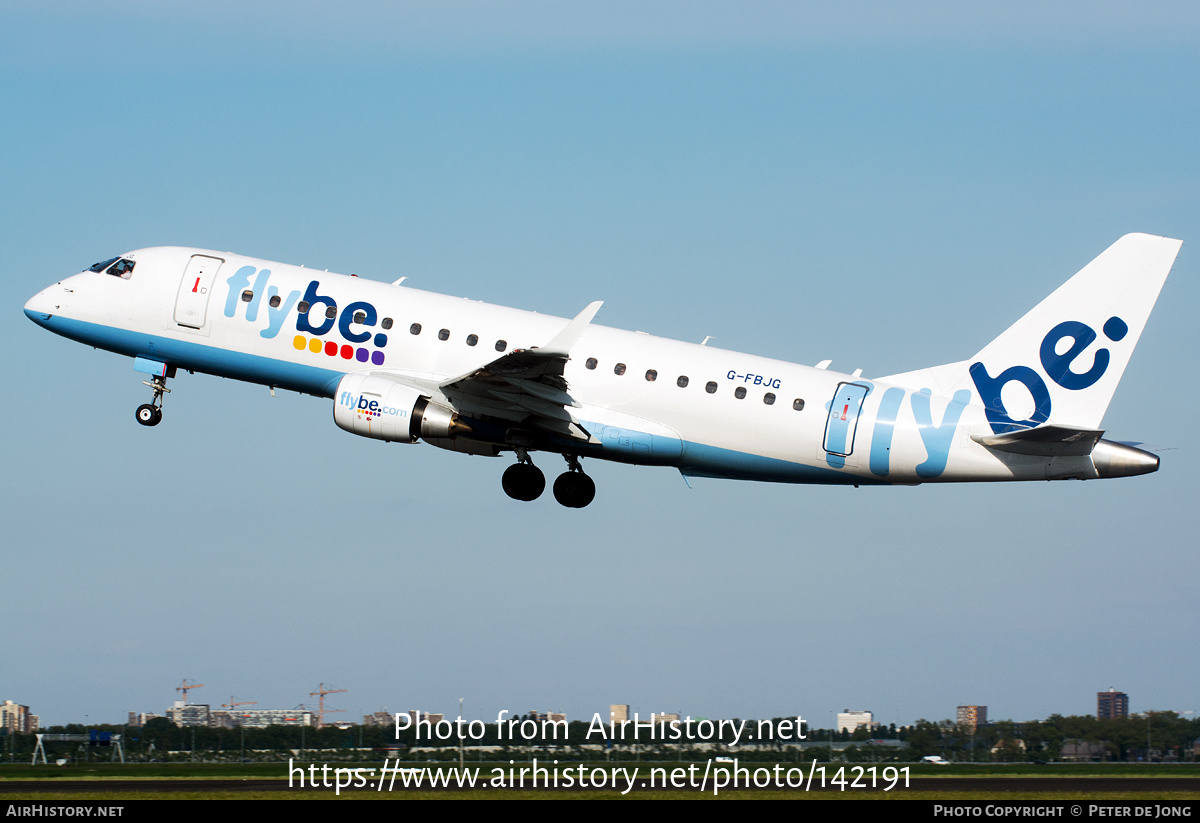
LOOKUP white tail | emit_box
[883,233,1182,432]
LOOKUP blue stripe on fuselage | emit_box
[25,311,343,397]
[676,440,885,485]
[27,311,887,485]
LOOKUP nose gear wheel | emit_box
[135,375,171,427]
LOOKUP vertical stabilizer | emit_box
[883,233,1181,432]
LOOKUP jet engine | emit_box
[332,372,465,443]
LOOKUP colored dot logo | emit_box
[293,335,385,366]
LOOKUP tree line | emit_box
[2,711,1196,763]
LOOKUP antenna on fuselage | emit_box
[701,336,713,346]
[392,277,407,286]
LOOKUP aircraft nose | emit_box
[24,286,59,326]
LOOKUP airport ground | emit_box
[2,761,1200,800]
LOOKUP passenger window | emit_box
[645,369,657,382]
[466,334,478,346]
[614,363,627,376]
[735,387,747,399]
[495,340,507,352]
[764,392,776,405]
[705,381,718,394]
[438,328,450,341]
[241,290,253,302]
[269,295,281,308]
[585,358,598,370]
[325,305,337,319]
[410,323,422,335]
[793,398,805,411]
[381,317,393,330]
[677,376,689,388]
[353,310,367,324]
[298,301,310,314]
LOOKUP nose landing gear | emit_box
[135,403,161,426]
[135,374,171,427]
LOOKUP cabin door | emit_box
[174,254,224,329]
[823,382,869,457]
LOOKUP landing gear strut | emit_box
[553,455,596,509]
[502,449,545,501]
[135,374,170,427]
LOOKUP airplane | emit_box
[23,233,1181,508]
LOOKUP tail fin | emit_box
[882,233,1182,433]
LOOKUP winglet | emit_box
[539,301,603,356]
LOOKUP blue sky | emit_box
[3,2,1198,730]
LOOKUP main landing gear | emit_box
[502,458,545,502]
[135,374,170,427]
[502,452,596,508]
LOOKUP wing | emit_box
[437,301,604,443]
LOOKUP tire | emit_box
[553,471,596,508]
[136,404,161,427]
[502,463,545,501]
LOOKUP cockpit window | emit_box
[88,257,120,273]
[107,259,136,278]
[87,257,135,279]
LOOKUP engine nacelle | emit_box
[333,373,464,443]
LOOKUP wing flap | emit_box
[435,301,603,443]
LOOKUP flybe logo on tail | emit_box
[970,316,1128,434]
[224,266,388,366]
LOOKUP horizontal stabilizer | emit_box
[972,424,1104,456]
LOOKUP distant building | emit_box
[1062,739,1107,762]
[610,705,629,725]
[362,711,393,727]
[529,711,567,724]
[1097,689,1129,720]
[991,738,1027,756]
[652,713,680,724]
[1,700,37,734]
[837,710,874,733]
[957,705,988,728]
[210,709,313,728]
[167,701,210,727]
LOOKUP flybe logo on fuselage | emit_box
[850,315,1129,479]
[223,265,388,366]
[969,316,1128,434]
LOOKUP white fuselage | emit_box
[24,245,1161,489]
